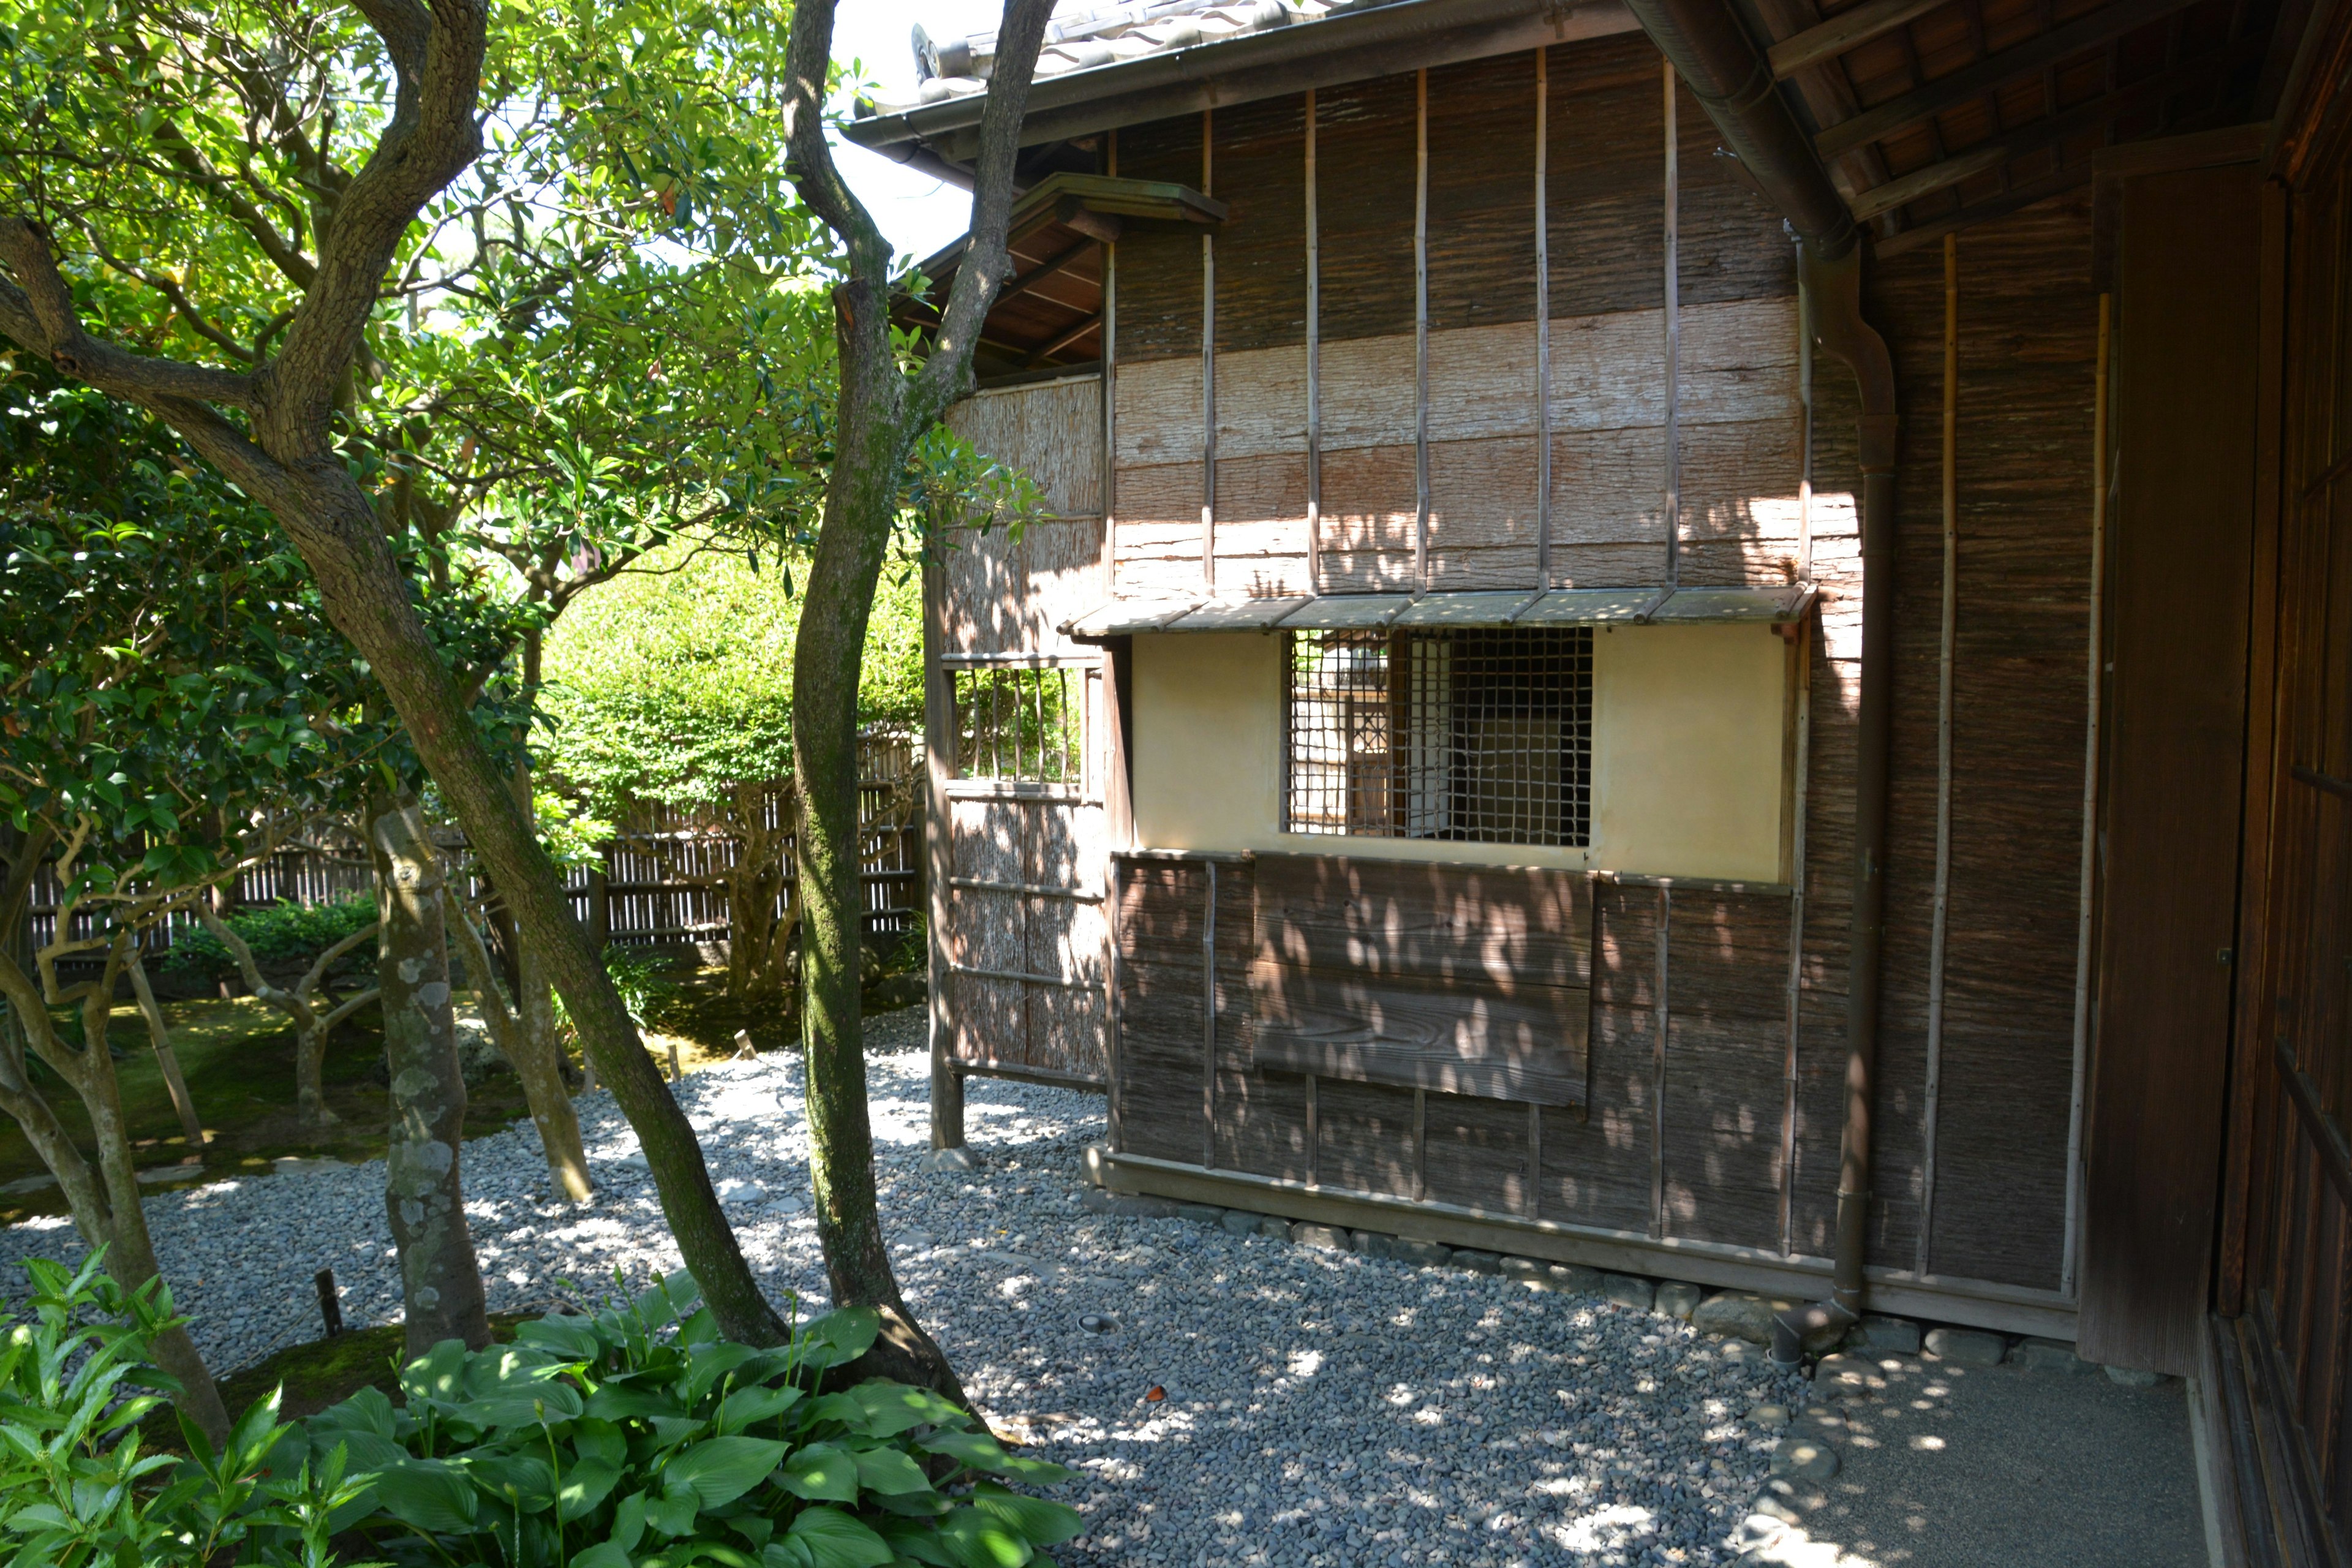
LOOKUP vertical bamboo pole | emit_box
[1526,1101,1543,1220]
[923,561,962,1150]
[1652,884,1671,1240]
[1414,68,1431,594]
[1779,242,1814,1259]
[1305,89,1322,591]
[2063,292,2113,1297]
[1104,129,1119,601]
[1535,48,1553,588]
[1306,1072,1321,1188]
[1412,1087,1427,1200]
[1662,61,1681,588]
[1201,860,1217,1169]
[1201,110,1217,596]
[1920,232,1959,1277]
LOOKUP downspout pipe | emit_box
[1616,0,1900,1365]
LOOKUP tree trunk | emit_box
[449,902,592,1201]
[124,952,206,1146]
[790,276,967,1405]
[0,932,232,1447]
[368,793,492,1359]
[294,1019,338,1128]
[292,505,789,1348]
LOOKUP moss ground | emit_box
[0,968,797,1227]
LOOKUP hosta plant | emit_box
[307,1271,1084,1568]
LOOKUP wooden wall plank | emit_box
[1426,53,1540,334]
[1210,94,1309,354]
[1544,34,1667,321]
[1114,116,1205,364]
[1660,893,1793,1248]
[1313,74,1420,343]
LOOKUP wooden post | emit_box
[1920,232,1960,1276]
[1105,127,1119,600]
[924,559,963,1150]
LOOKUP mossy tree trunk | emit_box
[778,0,1056,1401]
[367,791,493,1357]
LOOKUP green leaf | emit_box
[780,1506,895,1568]
[558,1456,622,1523]
[778,1441,859,1502]
[932,1506,1035,1568]
[796,1308,879,1370]
[850,1445,935,1497]
[847,1382,962,1438]
[714,1383,802,1434]
[569,1542,632,1568]
[663,1436,785,1509]
[969,1483,1084,1546]
[373,1458,481,1534]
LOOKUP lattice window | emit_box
[1284,628,1592,846]
[953,664,1089,785]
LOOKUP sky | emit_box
[827,0,1011,265]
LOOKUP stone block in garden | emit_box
[1693,1292,1776,1344]
[1289,1221,1352,1251]
[2010,1336,2094,1373]
[1923,1326,2008,1366]
[1601,1273,1655,1311]
[1654,1280,1703,1321]
[1770,1436,1841,1482]
[1845,1314,1921,1355]
[1220,1208,1265,1236]
[1450,1249,1506,1275]
[1177,1204,1227,1227]
[2105,1364,2168,1388]
[1257,1214,1291,1239]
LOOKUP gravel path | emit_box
[1,1007,1806,1566]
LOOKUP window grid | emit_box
[1284,627,1592,847]
[953,665,1087,785]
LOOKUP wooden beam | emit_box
[998,236,1098,307]
[1847,46,2253,219]
[1817,0,2207,159]
[1874,159,2093,254]
[1747,0,1905,232]
[1024,311,1102,368]
[1770,0,1952,78]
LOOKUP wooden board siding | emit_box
[1113,115,1205,364]
[1208,94,1308,353]
[1311,73,1420,344]
[1248,854,1591,1106]
[1425,53,1540,334]
[1543,35,1667,320]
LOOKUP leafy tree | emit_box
[537,536,924,1005]
[775,0,1056,1401]
[0,0,828,1351]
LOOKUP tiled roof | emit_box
[875,0,1398,112]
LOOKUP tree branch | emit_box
[258,0,487,444]
[907,0,1056,429]
[0,222,260,408]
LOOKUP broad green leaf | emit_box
[569,1542,631,1568]
[777,1440,859,1502]
[933,1506,1033,1568]
[781,1505,895,1568]
[969,1482,1084,1545]
[555,1457,620,1523]
[373,1458,481,1534]
[916,1429,1069,1485]
[662,1436,786,1509]
[714,1383,802,1434]
[848,1381,962,1438]
[850,1445,935,1496]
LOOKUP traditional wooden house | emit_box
[851,1,2352,1555]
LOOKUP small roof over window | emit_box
[1060,584,1817,639]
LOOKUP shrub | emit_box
[307,1270,1083,1568]
[0,1251,374,1567]
[164,891,380,985]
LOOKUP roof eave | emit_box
[846,0,1643,164]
